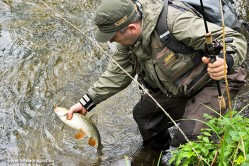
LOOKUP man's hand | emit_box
[67,103,88,120]
[202,56,228,80]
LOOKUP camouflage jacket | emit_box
[87,0,247,105]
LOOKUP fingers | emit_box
[67,109,74,120]
[206,57,227,80]
[208,65,227,80]
[202,56,210,64]
[67,103,87,120]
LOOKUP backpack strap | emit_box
[156,0,194,53]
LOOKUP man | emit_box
[67,0,247,160]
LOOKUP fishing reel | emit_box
[212,37,235,56]
[205,34,235,63]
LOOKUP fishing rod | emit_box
[200,0,227,111]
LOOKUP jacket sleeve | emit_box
[86,44,134,105]
[171,10,247,69]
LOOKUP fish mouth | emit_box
[54,107,59,112]
[54,107,68,117]
[54,107,64,112]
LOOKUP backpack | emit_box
[156,0,249,54]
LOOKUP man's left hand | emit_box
[202,56,227,80]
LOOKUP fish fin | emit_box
[88,137,97,147]
[74,131,86,139]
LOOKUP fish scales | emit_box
[54,107,101,148]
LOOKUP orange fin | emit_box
[88,137,97,147]
[74,131,86,139]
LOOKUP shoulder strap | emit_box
[156,0,194,53]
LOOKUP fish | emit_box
[54,107,101,148]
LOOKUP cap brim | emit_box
[95,28,116,43]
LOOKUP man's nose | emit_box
[110,38,115,43]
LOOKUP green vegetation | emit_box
[169,104,249,166]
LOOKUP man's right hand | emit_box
[67,103,88,120]
[202,56,227,80]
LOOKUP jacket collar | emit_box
[139,0,164,48]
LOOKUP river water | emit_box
[0,0,248,166]
[0,0,142,165]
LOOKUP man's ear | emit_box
[127,23,139,35]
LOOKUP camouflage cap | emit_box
[94,0,137,42]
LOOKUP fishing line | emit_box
[41,0,209,164]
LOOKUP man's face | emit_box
[109,23,141,46]
[110,31,136,46]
